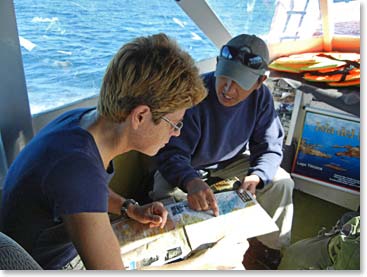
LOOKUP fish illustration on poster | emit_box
[292,111,360,192]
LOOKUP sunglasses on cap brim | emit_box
[220,45,267,70]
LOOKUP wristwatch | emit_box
[120,199,139,218]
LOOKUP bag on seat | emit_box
[278,211,360,270]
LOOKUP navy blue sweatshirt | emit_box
[156,72,284,190]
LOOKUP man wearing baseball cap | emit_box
[150,34,294,270]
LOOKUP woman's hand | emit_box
[127,201,168,229]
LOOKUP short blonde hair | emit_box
[98,33,207,123]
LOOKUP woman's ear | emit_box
[130,105,151,129]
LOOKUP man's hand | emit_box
[127,202,168,229]
[238,174,261,196]
[185,178,219,217]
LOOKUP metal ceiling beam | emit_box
[0,0,34,170]
[175,0,232,49]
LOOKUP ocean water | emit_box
[14,0,275,114]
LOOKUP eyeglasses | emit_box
[220,45,266,70]
[161,116,184,132]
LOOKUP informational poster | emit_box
[292,110,360,192]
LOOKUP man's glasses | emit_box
[220,45,266,70]
[161,116,184,132]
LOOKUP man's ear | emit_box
[130,105,151,129]
[259,75,267,83]
[256,75,267,89]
